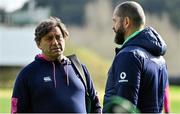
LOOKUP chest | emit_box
[28,63,85,97]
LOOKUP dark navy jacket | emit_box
[11,55,101,113]
[103,27,168,113]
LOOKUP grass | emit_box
[0,98,10,113]
[0,89,12,113]
[1,86,180,113]
[169,86,180,112]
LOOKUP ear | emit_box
[123,17,131,29]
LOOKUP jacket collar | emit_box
[115,47,121,55]
[36,54,71,65]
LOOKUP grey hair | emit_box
[34,17,69,43]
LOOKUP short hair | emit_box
[34,17,69,43]
[115,1,145,28]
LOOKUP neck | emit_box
[124,26,143,40]
[42,54,65,62]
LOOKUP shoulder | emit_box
[23,61,39,73]
[113,46,147,69]
[17,61,39,80]
[119,46,149,59]
[115,47,146,61]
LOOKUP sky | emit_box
[0,0,28,12]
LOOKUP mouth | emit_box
[51,46,63,53]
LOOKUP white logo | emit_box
[43,76,52,82]
[118,72,128,83]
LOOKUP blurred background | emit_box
[0,0,180,113]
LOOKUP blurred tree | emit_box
[26,0,88,26]
[51,0,87,25]
[19,0,180,28]
[112,0,180,29]
[0,8,5,23]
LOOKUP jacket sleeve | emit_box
[11,69,30,113]
[110,52,142,106]
[82,64,102,113]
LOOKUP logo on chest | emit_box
[43,76,52,82]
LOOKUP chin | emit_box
[114,33,125,45]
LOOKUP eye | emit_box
[43,35,53,41]
[56,35,63,40]
[47,36,53,41]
